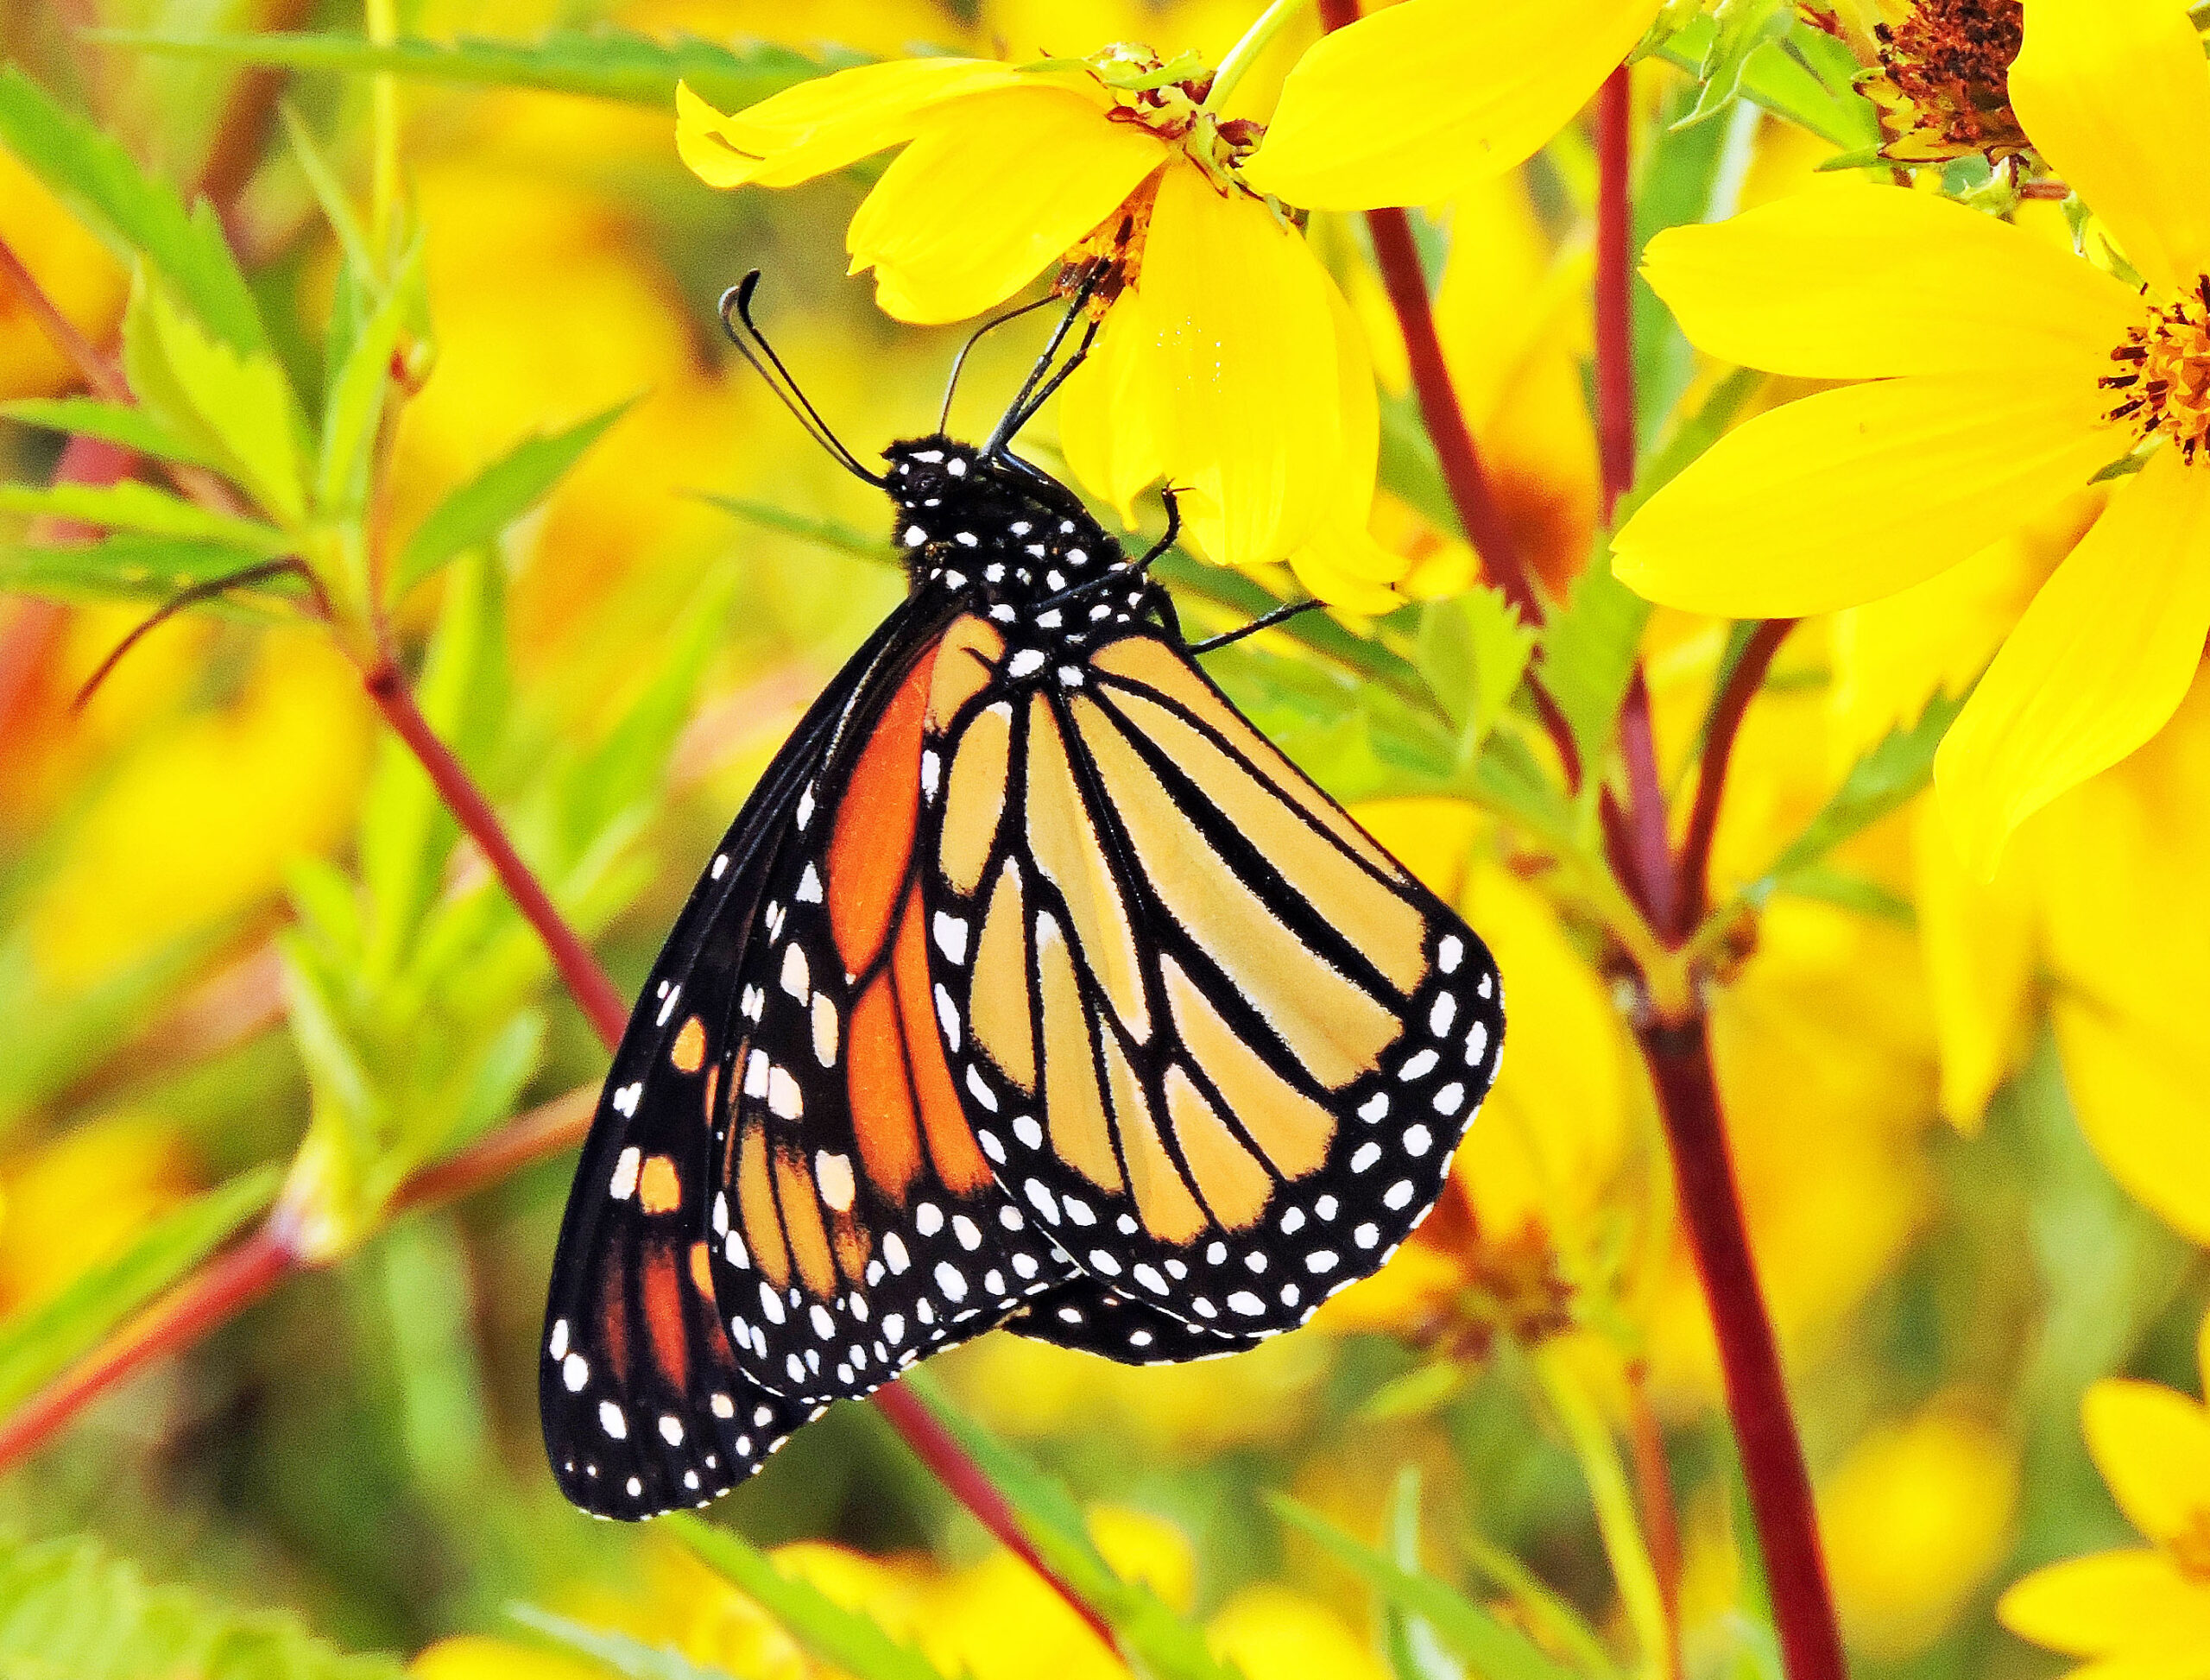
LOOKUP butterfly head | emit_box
[883,434,1133,617]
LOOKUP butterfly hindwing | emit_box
[920,621,1504,1360]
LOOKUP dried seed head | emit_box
[1865,0,2028,163]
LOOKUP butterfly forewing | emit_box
[919,622,1504,1358]
[699,610,1077,1408]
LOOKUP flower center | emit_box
[1866,0,2027,161]
[2103,277,2210,467]
[1084,44,1265,187]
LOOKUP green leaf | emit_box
[0,482,292,555]
[660,1518,955,1680]
[1620,365,1763,523]
[0,1532,401,1680]
[1754,689,1966,897]
[511,1607,740,1680]
[898,1373,1246,1680]
[1535,561,1650,771]
[0,1166,279,1416]
[1415,585,1535,750]
[397,399,635,597]
[97,28,854,111]
[1652,15,1881,149]
[1672,0,1796,129]
[0,397,225,472]
[1267,1497,1582,1680]
[0,66,268,353]
[0,533,300,603]
[135,282,310,526]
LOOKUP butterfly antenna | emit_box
[718,273,884,486]
[73,557,321,713]
[938,294,1059,433]
[982,267,1105,457]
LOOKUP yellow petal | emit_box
[1612,369,2117,616]
[2010,0,2210,296]
[1241,0,1663,208]
[1283,271,1403,611]
[1912,800,2036,1131]
[1934,452,2210,877]
[1641,187,2139,379]
[2083,1379,2210,1549]
[1059,295,1168,527]
[848,85,1169,325]
[1138,167,1339,565]
[1998,1550,2210,1658]
[674,62,1014,190]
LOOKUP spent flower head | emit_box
[1863,0,2030,161]
[1613,0,2210,876]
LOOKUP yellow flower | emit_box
[1998,1314,2210,1676]
[1819,1395,2019,1658]
[1239,0,1665,209]
[1613,0,2210,876]
[674,50,1391,597]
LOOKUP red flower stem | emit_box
[0,1225,295,1474]
[1592,66,1672,933]
[1638,1020,1846,1680]
[1594,66,1638,519]
[868,1383,1121,1654]
[360,659,630,1049]
[1674,620,1796,937]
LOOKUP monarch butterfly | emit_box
[540,275,1504,1518]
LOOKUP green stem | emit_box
[1538,1348,1670,1677]
[366,0,400,262]
[1204,0,1308,111]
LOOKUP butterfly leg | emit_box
[1186,597,1323,655]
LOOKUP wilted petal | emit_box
[848,85,1170,325]
[1642,187,2138,379]
[1934,452,2210,876]
[2010,0,2210,297]
[1137,166,1339,566]
[1612,369,2116,617]
[674,63,1016,190]
[1998,1550,2210,1658]
[1241,0,1663,209]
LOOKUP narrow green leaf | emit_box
[97,28,854,111]
[318,240,423,515]
[697,493,896,567]
[1620,365,1764,523]
[0,66,268,353]
[899,1373,1246,1680]
[0,482,291,555]
[1380,1470,1464,1680]
[0,397,224,472]
[0,1532,401,1680]
[662,1517,955,1680]
[1535,561,1651,770]
[1777,865,1916,924]
[1457,1532,1619,1680]
[0,1166,280,1415]
[1757,689,1966,893]
[511,1607,739,1680]
[278,104,376,284]
[0,534,300,602]
[397,399,635,597]
[1268,1497,1582,1680]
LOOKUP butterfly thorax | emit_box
[883,435,1156,663]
